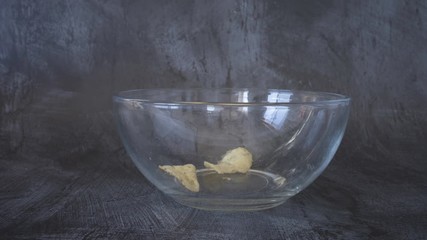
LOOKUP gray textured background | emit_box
[1,0,426,239]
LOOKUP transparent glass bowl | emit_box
[113,89,350,211]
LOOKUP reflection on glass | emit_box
[263,92,291,129]
[153,104,179,110]
[238,90,249,113]
[207,105,215,112]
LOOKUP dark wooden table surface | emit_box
[1,140,427,239]
[1,0,426,239]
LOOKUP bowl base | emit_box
[173,196,289,211]
[169,169,293,211]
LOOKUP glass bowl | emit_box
[113,89,350,211]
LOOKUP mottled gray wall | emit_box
[1,0,427,238]
[1,0,426,160]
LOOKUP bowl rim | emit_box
[113,88,351,106]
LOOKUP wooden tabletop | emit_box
[1,130,426,239]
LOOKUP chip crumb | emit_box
[159,164,200,192]
[204,147,253,174]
